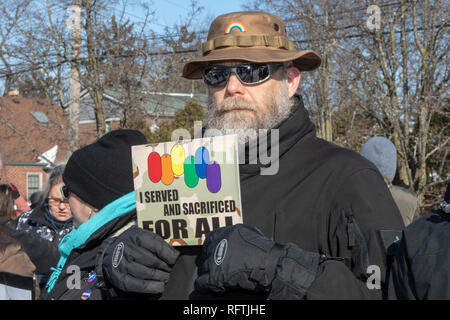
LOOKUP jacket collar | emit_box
[46,192,137,293]
[239,94,316,176]
[75,210,137,253]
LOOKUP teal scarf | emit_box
[46,191,136,293]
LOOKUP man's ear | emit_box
[286,67,301,98]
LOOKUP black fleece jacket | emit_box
[38,211,152,300]
[161,95,404,300]
[388,208,450,299]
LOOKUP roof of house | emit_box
[0,96,70,164]
[140,92,208,118]
[79,90,208,122]
[0,91,209,164]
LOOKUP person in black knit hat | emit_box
[40,129,179,300]
[63,129,145,215]
[388,181,450,299]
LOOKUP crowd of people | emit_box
[0,165,72,298]
[0,11,448,300]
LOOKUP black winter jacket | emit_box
[388,208,450,299]
[161,95,405,300]
[0,217,60,279]
[39,211,149,300]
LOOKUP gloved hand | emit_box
[195,224,320,299]
[97,226,179,294]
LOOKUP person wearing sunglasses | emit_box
[40,130,179,300]
[151,11,404,300]
[16,165,74,246]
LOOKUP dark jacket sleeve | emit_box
[387,237,417,300]
[387,210,450,300]
[1,224,60,275]
[306,168,405,299]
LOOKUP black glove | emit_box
[97,226,179,294]
[195,224,320,299]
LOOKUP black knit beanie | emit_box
[63,129,147,210]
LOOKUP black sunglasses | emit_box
[60,185,71,200]
[47,197,69,206]
[202,62,283,88]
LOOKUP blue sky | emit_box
[153,0,246,22]
[126,0,248,34]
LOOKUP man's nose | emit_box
[225,73,245,96]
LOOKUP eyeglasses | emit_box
[48,197,69,206]
[202,62,283,88]
[61,185,71,200]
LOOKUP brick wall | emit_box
[2,165,48,201]
[79,120,121,147]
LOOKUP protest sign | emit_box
[132,134,243,246]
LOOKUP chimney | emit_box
[8,89,19,96]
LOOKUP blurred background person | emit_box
[1,182,60,293]
[0,183,40,299]
[16,165,74,246]
[29,191,45,210]
[0,184,16,225]
[0,152,30,218]
[8,183,31,218]
[0,227,40,299]
[388,181,450,299]
[360,136,420,226]
[42,129,179,300]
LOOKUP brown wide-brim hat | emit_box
[182,11,322,79]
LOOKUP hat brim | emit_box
[182,47,321,79]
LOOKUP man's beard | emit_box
[204,79,292,144]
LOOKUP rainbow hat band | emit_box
[224,21,246,34]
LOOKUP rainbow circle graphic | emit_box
[147,144,222,193]
[225,22,246,34]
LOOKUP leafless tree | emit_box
[249,0,449,209]
[0,0,33,95]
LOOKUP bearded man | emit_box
[178,11,404,300]
[102,11,405,300]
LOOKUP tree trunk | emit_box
[68,0,81,151]
[85,0,105,138]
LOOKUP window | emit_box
[105,121,111,133]
[27,173,41,200]
[30,112,49,124]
